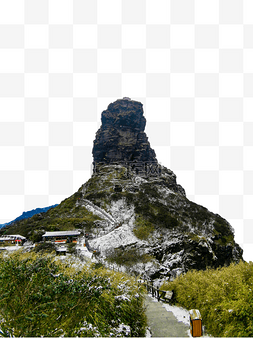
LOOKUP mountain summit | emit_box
[1,98,243,279]
[93,98,157,165]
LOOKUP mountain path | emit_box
[78,199,126,239]
[144,295,189,337]
[79,198,116,224]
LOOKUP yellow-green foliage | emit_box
[133,217,154,240]
[106,247,154,269]
[161,261,253,337]
[0,251,147,337]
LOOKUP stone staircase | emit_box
[77,198,123,238]
[145,295,189,337]
[81,199,116,224]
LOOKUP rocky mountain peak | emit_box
[1,98,243,281]
[102,98,145,130]
[92,98,157,165]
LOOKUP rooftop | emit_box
[0,235,26,240]
[42,231,81,237]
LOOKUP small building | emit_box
[0,235,26,246]
[42,230,81,244]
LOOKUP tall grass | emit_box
[0,251,147,337]
[161,260,253,337]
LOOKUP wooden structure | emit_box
[189,309,202,337]
[139,278,203,336]
[0,235,26,246]
[139,279,173,303]
[42,230,81,243]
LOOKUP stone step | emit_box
[144,295,189,337]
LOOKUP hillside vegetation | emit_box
[0,187,101,242]
[0,251,147,337]
[161,260,253,337]
[0,165,243,278]
[1,165,232,246]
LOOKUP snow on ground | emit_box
[0,245,23,252]
[145,327,152,337]
[108,199,135,225]
[148,295,212,338]
[162,303,190,326]
[89,224,143,255]
[76,238,93,259]
[163,303,213,337]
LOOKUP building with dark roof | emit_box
[42,230,81,243]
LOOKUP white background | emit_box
[0,0,252,262]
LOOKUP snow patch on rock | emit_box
[89,224,143,255]
[157,186,175,198]
[133,176,147,185]
[165,250,184,269]
[108,199,135,226]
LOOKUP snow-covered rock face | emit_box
[108,199,135,226]
[81,163,243,280]
[90,224,142,255]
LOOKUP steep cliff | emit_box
[92,98,157,164]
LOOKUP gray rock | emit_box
[92,98,157,165]
[2,98,243,281]
[88,98,243,279]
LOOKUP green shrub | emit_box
[141,183,160,199]
[67,242,76,254]
[213,219,230,236]
[92,262,104,270]
[133,217,154,240]
[123,192,135,205]
[111,192,121,201]
[106,247,142,267]
[106,247,153,269]
[34,242,56,253]
[29,230,44,243]
[131,190,179,230]
[161,261,253,337]
[0,251,147,337]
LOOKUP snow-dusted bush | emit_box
[0,251,147,337]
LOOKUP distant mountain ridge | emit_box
[0,205,58,229]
